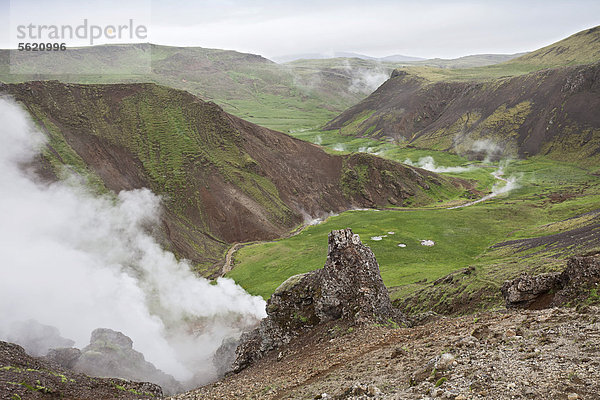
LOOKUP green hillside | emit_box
[1,80,467,275]
[507,25,600,68]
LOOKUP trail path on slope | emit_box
[220,222,310,275]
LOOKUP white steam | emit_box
[0,99,266,387]
[403,156,474,173]
[448,163,520,209]
[358,146,376,154]
[470,139,505,162]
[332,143,346,152]
[343,60,389,94]
[300,209,338,226]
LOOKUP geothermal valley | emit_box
[0,12,600,400]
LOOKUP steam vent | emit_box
[233,228,405,371]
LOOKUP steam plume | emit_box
[0,99,266,389]
[448,163,520,209]
[403,156,474,173]
[342,60,389,94]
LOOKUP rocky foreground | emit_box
[171,306,600,400]
[171,230,600,400]
[2,230,599,399]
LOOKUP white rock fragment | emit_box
[398,243,407,248]
[388,231,395,235]
[420,239,435,246]
[371,236,383,241]
[435,353,456,371]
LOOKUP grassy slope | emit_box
[405,53,524,70]
[11,82,278,271]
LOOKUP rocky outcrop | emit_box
[552,255,600,305]
[46,347,82,369]
[501,254,600,309]
[232,229,405,372]
[213,336,239,377]
[5,319,75,357]
[74,328,182,395]
[44,328,183,395]
[500,272,566,309]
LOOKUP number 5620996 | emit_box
[18,43,67,51]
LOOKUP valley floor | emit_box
[171,306,600,400]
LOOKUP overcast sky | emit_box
[1,0,599,59]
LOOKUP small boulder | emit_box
[435,353,455,371]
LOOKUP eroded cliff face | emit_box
[232,228,406,372]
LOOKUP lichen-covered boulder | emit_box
[233,228,405,372]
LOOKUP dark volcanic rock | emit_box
[74,328,183,395]
[233,228,405,372]
[45,347,82,369]
[501,254,600,309]
[501,272,566,309]
[552,254,600,305]
[213,336,239,377]
[0,340,163,399]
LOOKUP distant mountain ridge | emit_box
[0,43,535,132]
[272,52,425,63]
[324,25,600,164]
[0,44,390,132]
